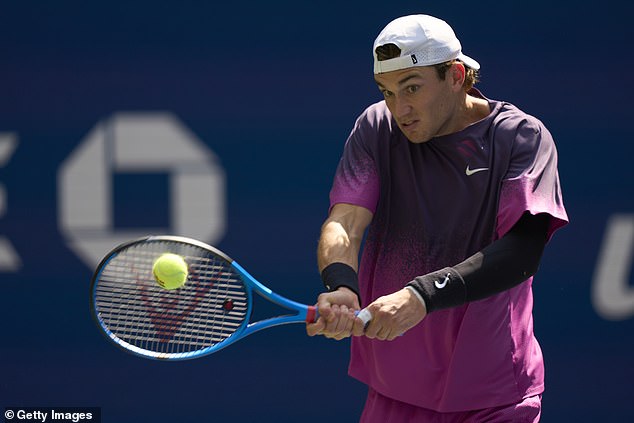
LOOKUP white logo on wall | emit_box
[58,112,226,269]
[592,214,634,321]
[0,133,22,271]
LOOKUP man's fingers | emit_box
[306,317,326,337]
[309,289,364,339]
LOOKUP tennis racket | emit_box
[90,235,371,361]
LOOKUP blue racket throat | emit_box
[230,261,318,337]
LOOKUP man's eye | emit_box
[381,90,393,98]
[406,85,419,94]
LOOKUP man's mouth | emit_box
[401,120,418,128]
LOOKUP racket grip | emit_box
[355,308,372,327]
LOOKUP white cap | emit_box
[373,15,480,74]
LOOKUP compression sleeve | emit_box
[407,212,550,313]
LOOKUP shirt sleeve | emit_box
[496,117,569,240]
[329,112,381,214]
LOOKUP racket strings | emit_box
[94,241,249,358]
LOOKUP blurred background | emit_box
[1,1,632,421]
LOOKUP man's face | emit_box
[374,66,459,143]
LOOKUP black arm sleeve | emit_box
[407,212,550,313]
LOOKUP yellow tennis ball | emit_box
[153,253,188,290]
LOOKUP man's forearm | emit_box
[317,204,373,298]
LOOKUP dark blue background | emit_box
[1,1,632,421]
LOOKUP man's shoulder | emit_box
[358,100,391,122]
[486,99,555,163]
[488,97,546,135]
[351,100,397,139]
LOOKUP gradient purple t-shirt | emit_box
[329,90,568,412]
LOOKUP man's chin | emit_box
[400,126,431,144]
[405,135,432,144]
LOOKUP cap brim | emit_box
[458,53,480,70]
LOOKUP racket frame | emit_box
[90,235,317,360]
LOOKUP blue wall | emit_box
[1,1,632,421]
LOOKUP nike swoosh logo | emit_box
[434,274,451,289]
[465,165,489,176]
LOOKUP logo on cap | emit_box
[411,54,418,65]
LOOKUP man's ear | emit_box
[450,62,466,91]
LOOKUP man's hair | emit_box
[375,43,479,91]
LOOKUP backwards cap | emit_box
[373,15,480,74]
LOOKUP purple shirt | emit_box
[329,90,568,412]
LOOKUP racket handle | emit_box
[307,306,372,327]
[356,308,372,327]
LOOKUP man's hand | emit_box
[306,287,360,340]
[362,288,427,341]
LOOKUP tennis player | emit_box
[306,14,568,422]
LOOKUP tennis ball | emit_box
[153,253,188,290]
